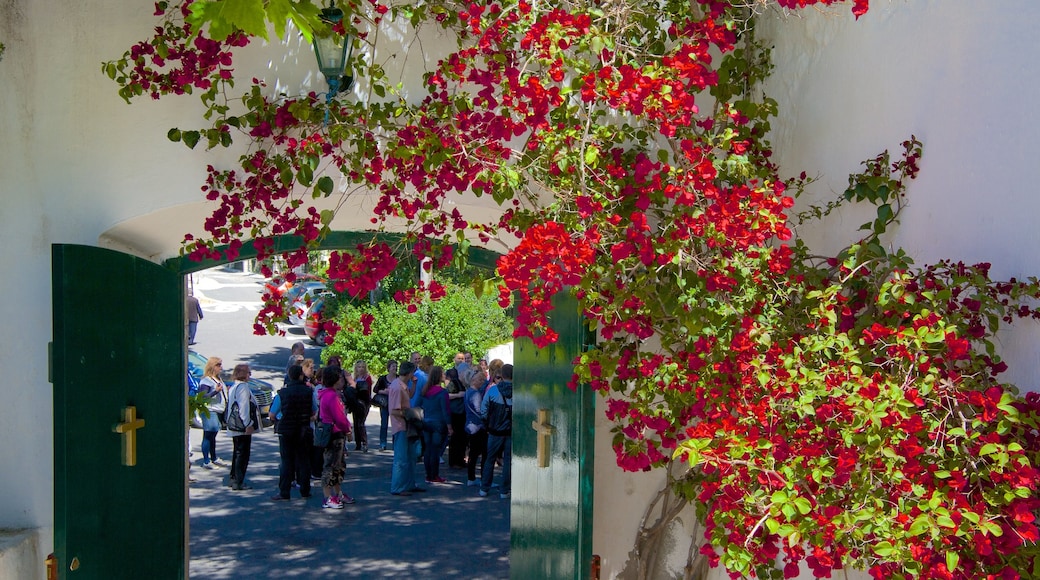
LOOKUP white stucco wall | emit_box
[0,2,367,576]
[5,1,1040,579]
[594,1,1040,579]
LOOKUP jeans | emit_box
[390,431,423,494]
[187,321,198,343]
[277,429,311,498]
[230,434,252,487]
[481,434,511,494]
[201,430,218,463]
[467,429,487,483]
[423,422,448,480]
[379,405,389,447]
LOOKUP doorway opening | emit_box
[183,262,513,578]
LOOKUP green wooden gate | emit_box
[511,292,596,579]
[52,244,186,578]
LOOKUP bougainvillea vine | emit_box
[107,0,1040,577]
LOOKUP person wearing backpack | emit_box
[271,364,317,501]
[479,364,513,499]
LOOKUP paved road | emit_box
[186,266,511,579]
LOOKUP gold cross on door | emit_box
[113,406,146,466]
[531,408,556,468]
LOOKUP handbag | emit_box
[403,406,424,440]
[313,397,333,448]
[372,392,389,408]
[226,400,246,431]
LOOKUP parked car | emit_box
[287,286,330,326]
[303,294,336,345]
[263,273,324,299]
[188,350,274,428]
[283,280,326,310]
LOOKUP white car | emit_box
[288,287,331,326]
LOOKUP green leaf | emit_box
[872,541,894,557]
[946,551,959,572]
[316,175,334,197]
[908,515,931,536]
[877,203,893,224]
[979,443,999,456]
[584,145,600,166]
[297,164,313,187]
[182,131,201,149]
[188,0,268,41]
[765,517,780,534]
[167,128,182,142]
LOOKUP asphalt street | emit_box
[186,265,511,579]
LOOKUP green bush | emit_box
[324,282,512,370]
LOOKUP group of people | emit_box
[375,351,513,498]
[193,344,514,508]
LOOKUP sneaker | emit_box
[427,477,447,483]
[213,458,228,467]
[322,497,344,509]
[361,443,368,453]
[478,489,488,497]
[201,462,215,470]
[338,494,356,505]
[500,492,511,499]
[270,494,290,501]
[467,479,479,487]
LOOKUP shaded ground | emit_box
[188,415,511,579]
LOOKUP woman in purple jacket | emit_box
[318,366,354,509]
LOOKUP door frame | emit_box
[54,231,594,579]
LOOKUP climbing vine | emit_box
[107,0,1040,578]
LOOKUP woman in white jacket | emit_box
[197,357,227,469]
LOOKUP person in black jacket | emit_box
[271,365,317,501]
[479,364,513,499]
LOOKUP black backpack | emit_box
[486,382,513,436]
[342,385,359,414]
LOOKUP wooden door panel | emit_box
[511,292,595,579]
[52,244,186,579]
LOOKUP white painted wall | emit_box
[4,1,1039,579]
[594,1,1040,578]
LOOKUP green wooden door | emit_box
[52,244,186,579]
[511,292,596,579]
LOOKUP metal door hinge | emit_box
[45,553,57,580]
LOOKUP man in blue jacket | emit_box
[479,364,513,499]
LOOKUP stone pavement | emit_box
[187,409,510,579]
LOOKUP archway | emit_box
[51,231,594,579]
